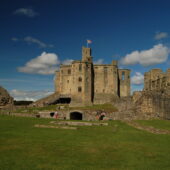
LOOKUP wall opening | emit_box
[68,69,71,74]
[54,98,71,104]
[122,72,125,80]
[70,112,82,120]
[99,115,105,120]
[78,86,82,92]
[78,77,82,82]
[79,64,82,71]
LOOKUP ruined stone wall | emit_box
[133,90,170,119]
[144,69,170,91]
[132,68,170,120]
[118,69,131,97]
[0,86,13,108]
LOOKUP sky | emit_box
[1,0,170,101]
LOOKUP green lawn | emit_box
[0,115,170,170]
[136,120,170,131]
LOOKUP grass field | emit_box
[136,120,170,131]
[0,115,170,170]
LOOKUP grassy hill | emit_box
[0,115,170,170]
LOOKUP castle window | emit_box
[68,69,71,74]
[122,72,125,80]
[78,87,82,92]
[67,80,69,83]
[79,64,82,71]
[61,70,63,74]
[78,77,82,82]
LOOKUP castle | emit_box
[54,47,131,106]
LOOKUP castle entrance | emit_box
[70,112,82,120]
[54,97,71,104]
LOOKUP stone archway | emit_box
[70,112,83,120]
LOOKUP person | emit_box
[95,111,100,120]
[99,111,106,120]
[55,111,58,119]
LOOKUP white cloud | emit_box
[18,52,60,75]
[120,44,169,66]
[62,59,74,65]
[12,36,54,48]
[14,8,38,17]
[11,37,19,42]
[23,36,54,48]
[131,72,144,85]
[154,32,168,40]
[10,89,53,101]
[94,59,104,64]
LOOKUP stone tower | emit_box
[70,47,93,106]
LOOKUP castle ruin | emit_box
[54,47,131,106]
[144,69,170,91]
[133,69,170,119]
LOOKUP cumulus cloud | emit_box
[131,72,144,85]
[154,32,168,40]
[120,44,169,66]
[94,59,104,64]
[62,59,74,65]
[18,52,60,75]
[13,8,39,17]
[12,36,54,48]
[10,89,53,101]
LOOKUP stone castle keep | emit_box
[54,47,130,106]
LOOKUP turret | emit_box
[82,47,93,63]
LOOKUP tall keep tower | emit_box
[82,47,93,63]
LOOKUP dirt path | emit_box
[123,120,170,134]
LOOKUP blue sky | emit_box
[1,0,170,100]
